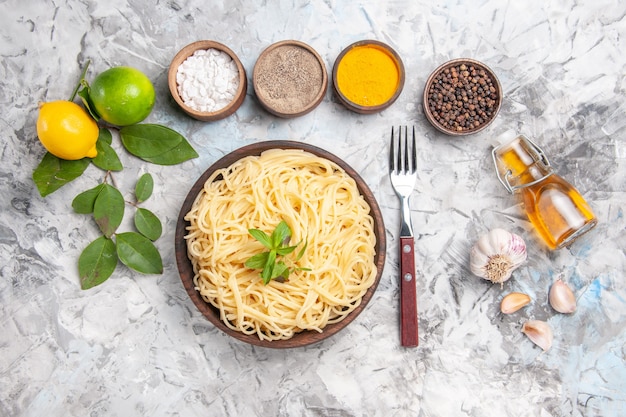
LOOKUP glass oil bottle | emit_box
[492,133,597,250]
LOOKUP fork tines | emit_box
[390,126,417,174]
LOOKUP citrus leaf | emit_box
[72,183,105,214]
[115,232,163,274]
[120,124,184,158]
[120,124,198,165]
[140,138,199,165]
[135,173,153,202]
[77,80,100,120]
[33,152,90,197]
[134,207,162,241]
[79,235,117,290]
[93,184,125,238]
[92,135,123,171]
[97,127,112,145]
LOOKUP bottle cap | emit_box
[491,129,518,148]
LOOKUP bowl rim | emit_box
[252,40,328,118]
[174,140,386,349]
[332,39,405,114]
[168,40,247,122]
[422,58,502,136]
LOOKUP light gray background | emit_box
[1,0,624,416]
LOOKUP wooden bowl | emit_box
[168,40,247,122]
[252,40,328,118]
[423,58,502,135]
[175,141,386,348]
[332,40,405,114]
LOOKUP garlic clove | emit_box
[521,320,553,351]
[469,228,528,287]
[549,279,577,314]
[500,292,531,314]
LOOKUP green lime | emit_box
[90,66,155,126]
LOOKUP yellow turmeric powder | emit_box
[336,44,400,107]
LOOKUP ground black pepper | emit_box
[254,44,324,115]
[427,62,499,133]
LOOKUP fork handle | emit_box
[399,236,418,347]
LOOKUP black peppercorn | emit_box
[426,61,500,134]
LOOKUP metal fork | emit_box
[389,126,419,347]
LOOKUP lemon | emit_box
[90,66,155,126]
[36,100,99,160]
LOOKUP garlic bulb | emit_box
[470,228,527,287]
[549,279,577,314]
[521,320,553,351]
[500,292,531,314]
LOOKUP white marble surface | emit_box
[1,0,625,416]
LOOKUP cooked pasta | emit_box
[184,148,377,341]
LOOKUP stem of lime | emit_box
[69,60,91,102]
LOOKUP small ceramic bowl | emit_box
[168,40,247,122]
[423,58,502,136]
[252,40,328,118]
[332,40,405,114]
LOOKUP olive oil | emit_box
[493,134,597,249]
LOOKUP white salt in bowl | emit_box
[168,40,247,122]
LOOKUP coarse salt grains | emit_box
[176,48,240,113]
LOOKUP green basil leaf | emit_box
[275,245,297,256]
[72,183,105,214]
[140,138,199,165]
[115,232,163,274]
[246,221,309,285]
[262,250,277,284]
[92,137,123,171]
[245,252,269,269]
[32,152,90,197]
[134,207,162,241]
[79,235,117,290]
[295,239,308,261]
[120,124,184,157]
[93,184,125,238]
[271,220,292,248]
[249,228,273,249]
[135,173,153,202]
[271,261,289,280]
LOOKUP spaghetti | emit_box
[184,148,377,341]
